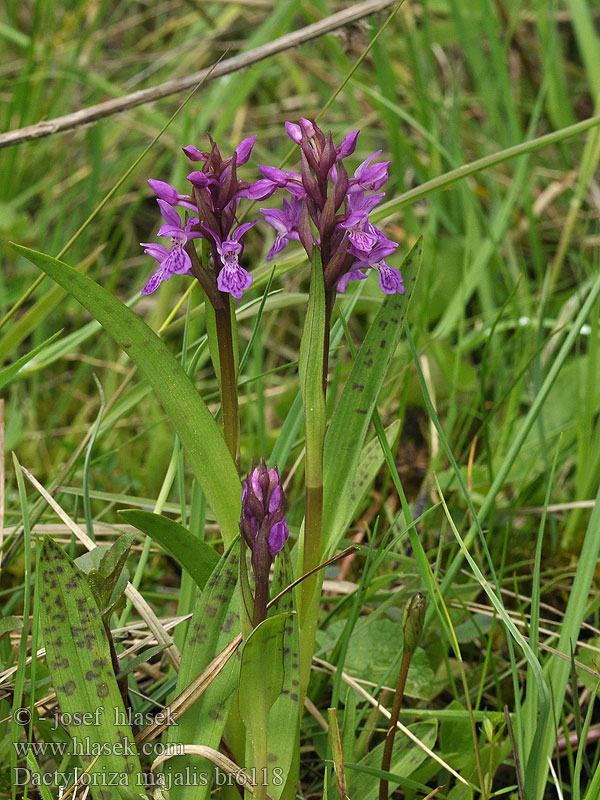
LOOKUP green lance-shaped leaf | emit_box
[265,550,300,800]
[238,612,292,796]
[338,419,400,542]
[164,543,241,800]
[39,537,143,800]
[119,510,219,590]
[323,238,422,556]
[12,244,240,546]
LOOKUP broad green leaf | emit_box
[12,244,240,545]
[0,330,61,390]
[238,612,292,792]
[266,550,300,799]
[323,238,422,555]
[39,537,143,799]
[164,544,240,800]
[318,619,433,700]
[119,509,219,590]
[346,721,437,798]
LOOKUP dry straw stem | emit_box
[135,634,242,746]
[151,745,269,797]
[19,464,181,671]
[0,0,398,150]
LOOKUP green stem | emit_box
[379,648,413,800]
[297,250,327,711]
[252,577,269,628]
[250,726,268,800]
[215,302,240,470]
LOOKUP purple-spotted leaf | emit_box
[39,537,143,799]
[238,611,293,795]
[163,544,240,799]
[265,549,300,799]
[323,238,422,555]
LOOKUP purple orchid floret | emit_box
[182,144,206,162]
[184,135,256,168]
[186,171,219,190]
[261,197,303,260]
[236,178,277,201]
[234,135,257,166]
[336,267,368,294]
[147,179,197,212]
[336,130,360,160]
[339,192,385,252]
[350,151,390,192]
[140,203,202,295]
[258,166,307,199]
[285,118,317,145]
[203,220,257,300]
[339,240,404,295]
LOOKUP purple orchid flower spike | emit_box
[339,192,385,252]
[203,220,257,299]
[261,197,303,260]
[339,240,404,295]
[140,203,202,295]
[240,458,289,625]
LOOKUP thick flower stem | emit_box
[215,301,240,470]
[379,647,413,800]
[297,250,327,710]
[252,578,269,628]
[380,594,425,800]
